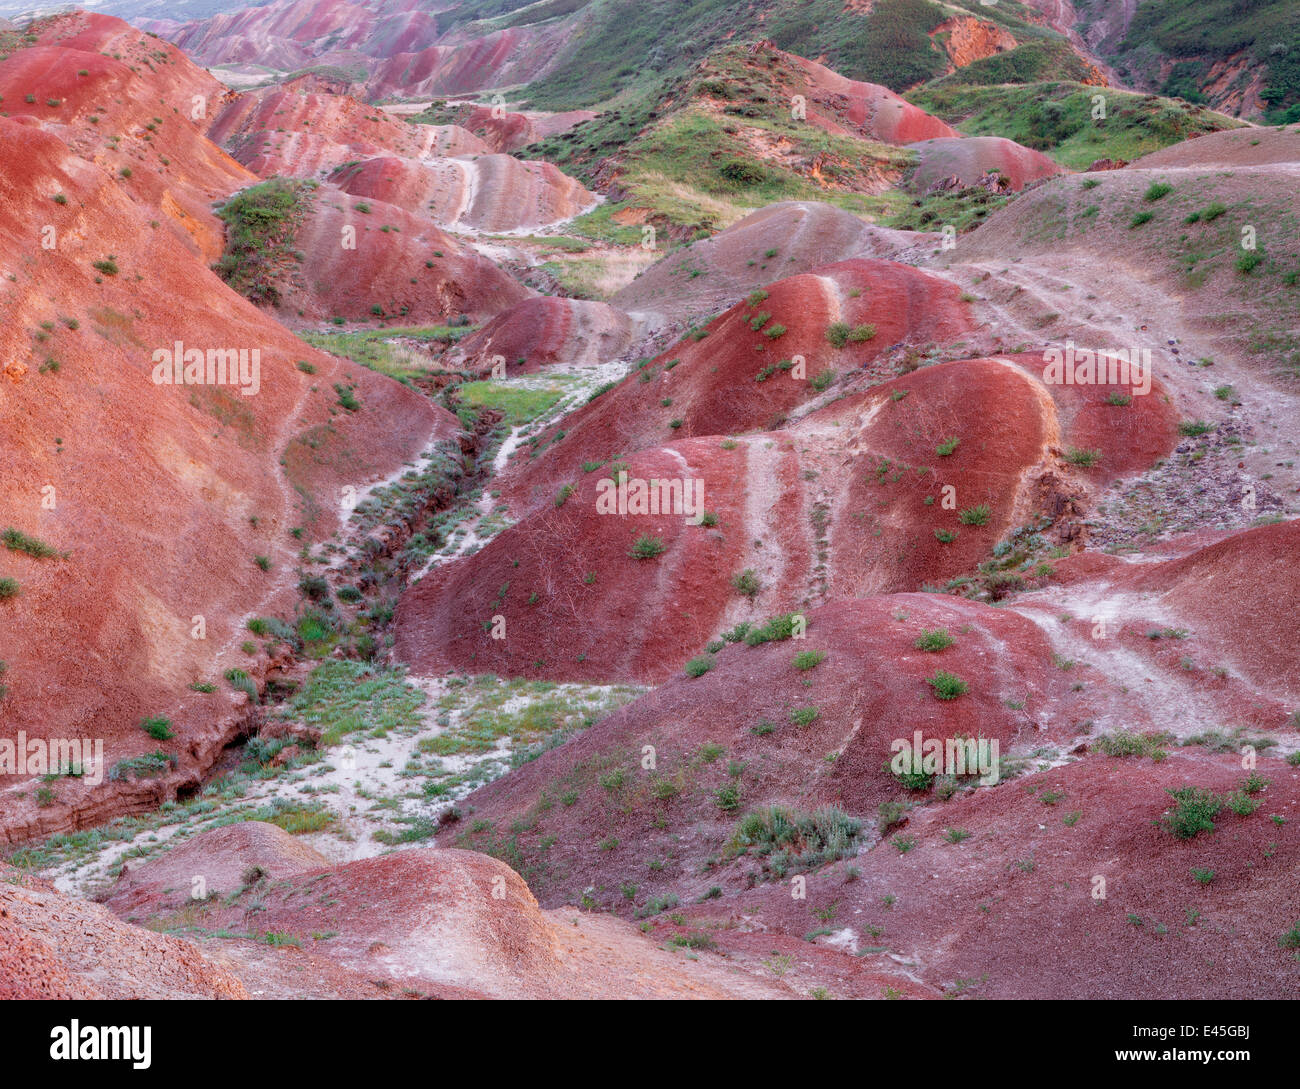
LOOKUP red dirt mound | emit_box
[778,48,961,144]
[0,867,247,999]
[460,106,599,153]
[98,826,791,998]
[269,184,532,325]
[611,201,939,324]
[210,87,490,175]
[105,821,331,920]
[0,25,253,263]
[1131,519,1300,698]
[443,594,1064,907]
[330,152,597,232]
[1130,125,1300,169]
[503,258,975,510]
[449,297,637,374]
[394,351,1172,686]
[905,136,1066,193]
[682,748,1300,998]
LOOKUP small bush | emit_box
[1130,210,1154,228]
[958,504,990,526]
[628,534,666,559]
[935,436,960,457]
[141,716,174,741]
[792,649,826,671]
[926,671,968,700]
[731,568,761,597]
[914,628,954,652]
[684,655,715,678]
[1161,786,1222,840]
[1064,447,1101,467]
[1144,181,1173,202]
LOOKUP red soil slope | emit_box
[777,47,961,144]
[100,823,791,998]
[210,87,490,169]
[268,184,532,325]
[0,32,451,844]
[212,87,597,232]
[505,258,976,510]
[460,106,599,154]
[0,18,252,264]
[444,593,1066,898]
[1129,125,1300,170]
[680,749,1300,998]
[449,297,637,374]
[611,201,938,324]
[331,152,597,232]
[149,0,572,98]
[393,351,1176,685]
[1,867,247,999]
[906,136,1066,193]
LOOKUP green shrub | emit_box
[1161,786,1222,839]
[935,436,959,456]
[0,578,21,599]
[914,628,953,652]
[629,534,666,559]
[1144,181,1173,201]
[684,655,715,678]
[958,504,991,526]
[2,528,60,558]
[789,706,819,727]
[926,670,968,700]
[743,613,802,646]
[731,568,761,597]
[141,716,174,741]
[792,649,826,671]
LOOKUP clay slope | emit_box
[1,866,247,999]
[906,136,1066,193]
[678,747,1300,999]
[762,44,961,144]
[393,351,1177,685]
[0,28,450,844]
[446,594,1067,902]
[262,184,532,325]
[147,0,573,97]
[1,13,252,263]
[211,86,598,232]
[435,521,1300,997]
[100,822,791,998]
[449,296,638,374]
[610,202,939,324]
[458,106,599,154]
[506,258,976,510]
[1129,125,1300,170]
[331,152,597,233]
[211,86,491,171]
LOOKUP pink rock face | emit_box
[905,136,1067,192]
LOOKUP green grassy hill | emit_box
[906,82,1247,168]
